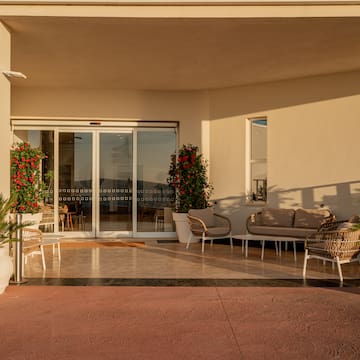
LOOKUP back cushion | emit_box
[294,209,331,229]
[188,208,215,227]
[349,215,360,224]
[261,208,295,227]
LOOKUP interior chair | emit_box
[39,203,55,232]
[303,220,360,282]
[187,208,233,253]
[154,208,164,231]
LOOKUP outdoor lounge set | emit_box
[187,207,360,282]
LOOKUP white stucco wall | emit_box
[12,87,209,151]
[0,21,11,197]
[209,70,360,233]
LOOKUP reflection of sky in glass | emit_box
[100,133,132,182]
[74,133,92,182]
[74,131,176,185]
[253,119,267,126]
[138,131,176,184]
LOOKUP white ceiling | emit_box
[3,16,360,90]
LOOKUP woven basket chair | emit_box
[303,221,360,282]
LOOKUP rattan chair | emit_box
[303,221,360,282]
[187,208,233,253]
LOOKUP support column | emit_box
[0,21,11,198]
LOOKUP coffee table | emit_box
[233,234,300,261]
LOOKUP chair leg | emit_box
[302,249,308,279]
[57,242,61,261]
[202,234,205,253]
[229,234,233,251]
[40,246,46,270]
[335,256,343,282]
[186,233,192,250]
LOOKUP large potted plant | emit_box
[0,194,28,294]
[10,141,47,228]
[167,144,213,243]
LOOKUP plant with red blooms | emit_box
[167,144,213,213]
[10,142,47,214]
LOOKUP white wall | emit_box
[12,87,209,150]
[0,21,11,198]
[209,71,360,232]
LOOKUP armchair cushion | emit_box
[188,208,215,227]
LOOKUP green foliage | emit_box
[0,194,28,246]
[10,142,47,214]
[351,223,360,231]
[167,144,213,213]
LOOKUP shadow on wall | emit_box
[214,180,360,234]
[209,70,360,119]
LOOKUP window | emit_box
[246,118,267,202]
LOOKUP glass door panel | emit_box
[137,130,176,233]
[59,132,93,233]
[99,132,133,233]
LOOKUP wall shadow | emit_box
[209,70,360,119]
[214,180,360,234]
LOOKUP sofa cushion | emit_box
[293,208,331,229]
[261,208,295,227]
[349,215,360,223]
[337,222,355,230]
[188,208,215,227]
[247,225,316,238]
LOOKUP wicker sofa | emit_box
[246,207,335,239]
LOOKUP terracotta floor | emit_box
[3,239,360,359]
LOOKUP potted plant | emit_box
[10,141,47,228]
[0,194,28,294]
[167,144,213,243]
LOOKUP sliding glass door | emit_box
[98,132,133,235]
[14,126,176,238]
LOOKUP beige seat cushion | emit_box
[261,208,295,227]
[206,226,231,237]
[247,225,316,238]
[189,208,215,227]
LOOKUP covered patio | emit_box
[21,239,360,286]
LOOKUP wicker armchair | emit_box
[303,221,360,282]
[187,208,232,253]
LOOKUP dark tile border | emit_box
[11,278,360,287]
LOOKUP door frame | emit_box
[12,119,178,238]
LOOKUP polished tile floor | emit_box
[21,238,360,286]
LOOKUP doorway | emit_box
[13,125,177,238]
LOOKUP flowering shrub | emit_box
[167,144,213,213]
[10,142,47,214]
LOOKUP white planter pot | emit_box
[0,246,13,295]
[172,212,198,244]
[21,213,43,229]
